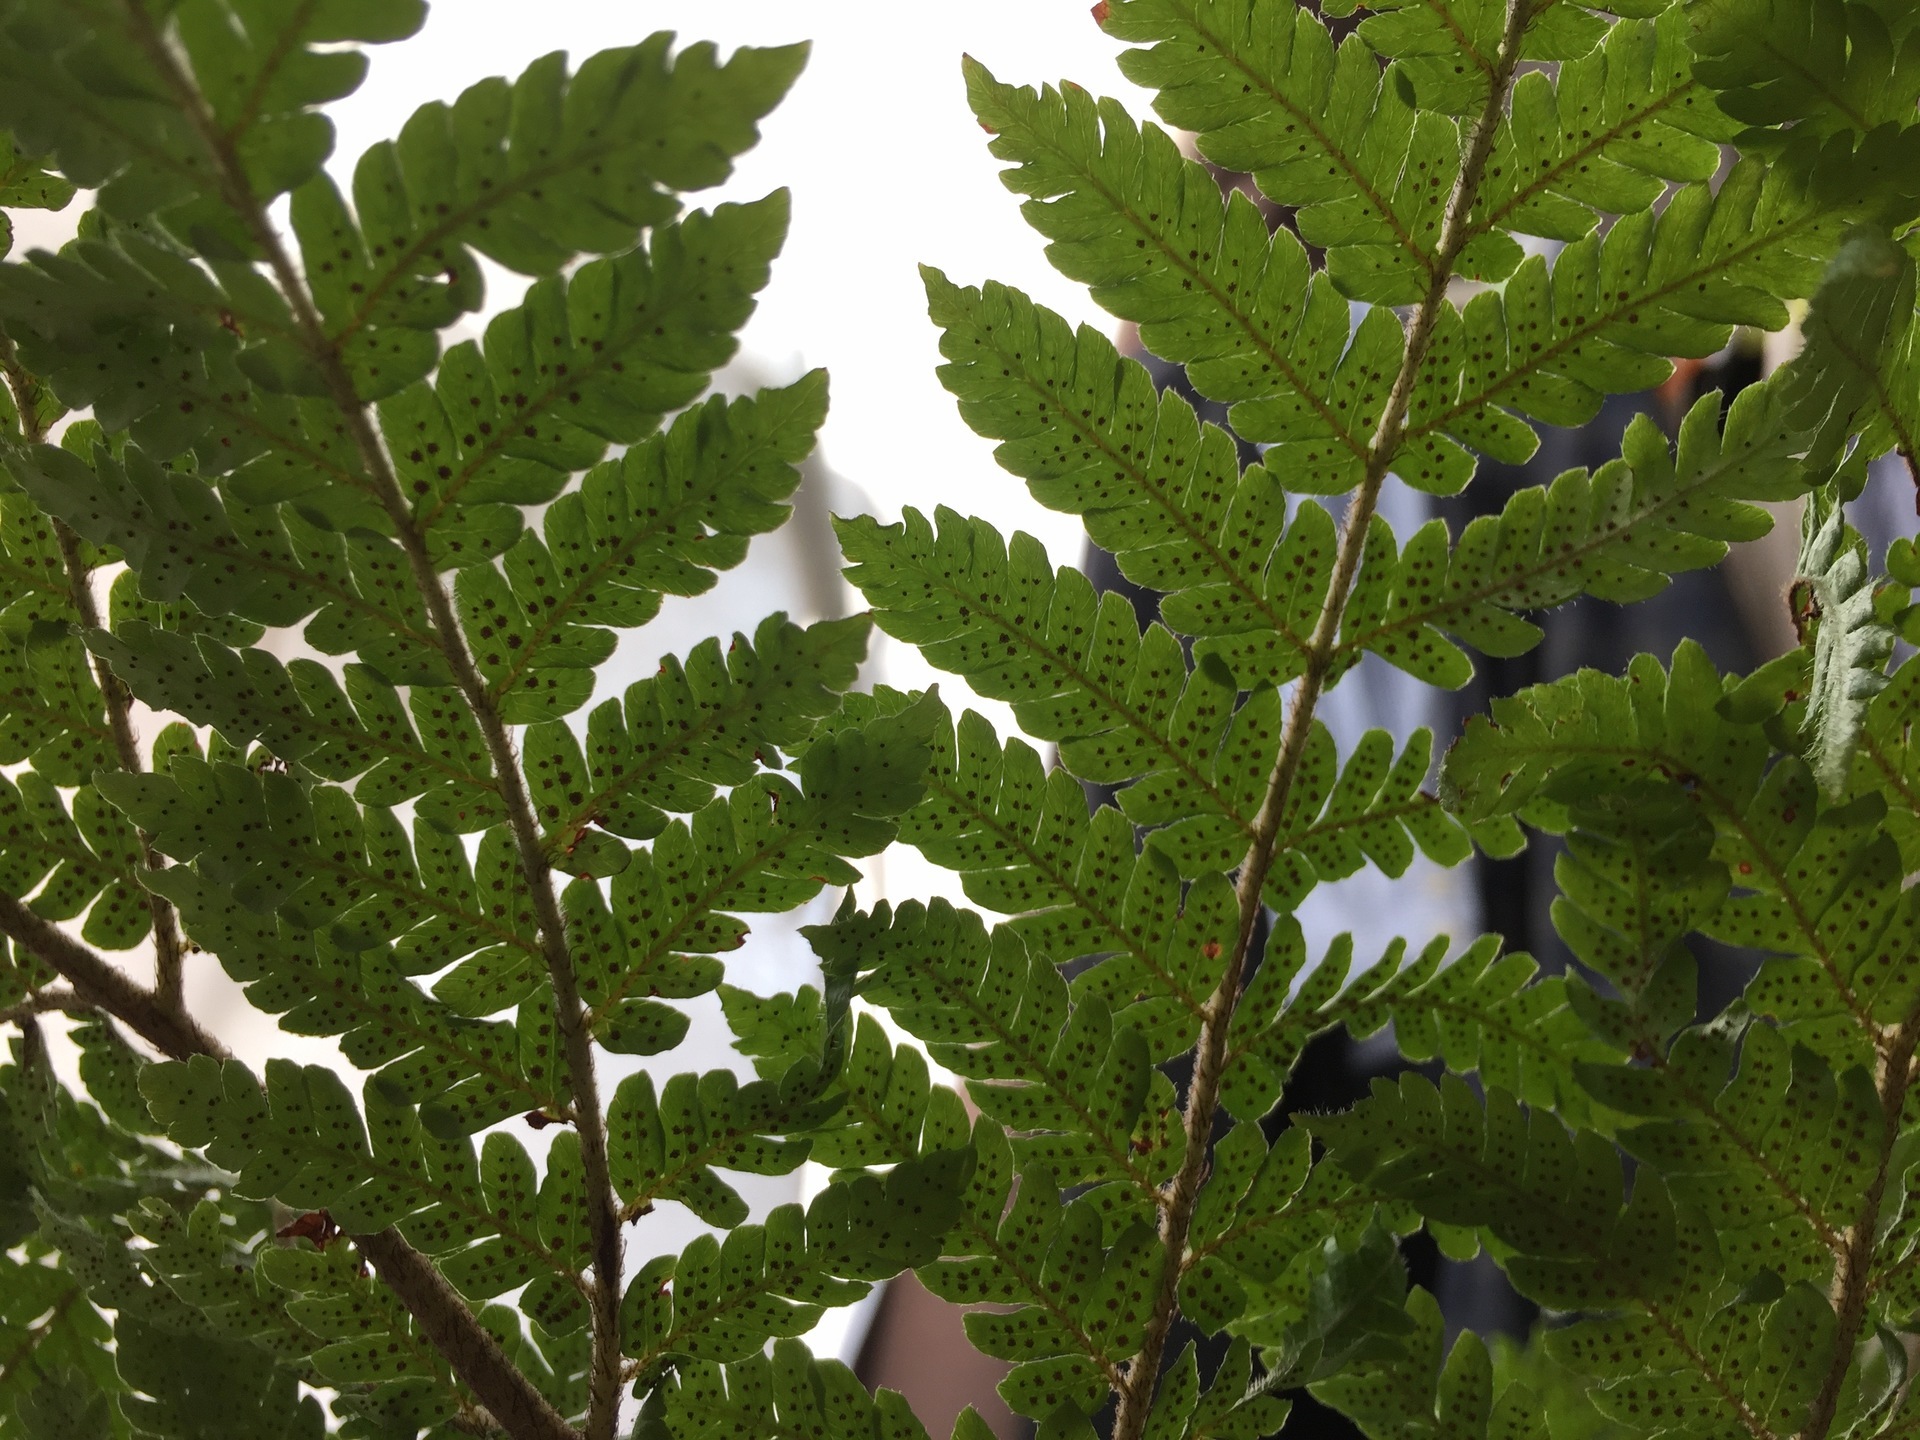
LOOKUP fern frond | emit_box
[455,372,829,724]
[1224,924,1611,1123]
[1795,497,1895,796]
[41,1203,336,1435]
[955,75,1419,491]
[823,896,1174,1199]
[140,1057,590,1329]
[891,703,1216,1053]
[1766,225,1917,494]
[904,1118,1160,1419]
[327,37,803,307]
[9,439,447,681]
[1178,1124,1397,1337]
[1443,643,1920,1065]
[627,1149,972,1381]
[662,1339,930,1440]
[0,0,423,234]
[0,773,149,950]
[1246,722,1470,901]
[1548,784,1730,1046]
[372,194,793,546]
[1690,0,1920,140]
[790,1012,973,1171]
[122,1197,328,1368]
[1102,0,1455,303]
[556,700,937,1053]
[1856,654,1920,870]
[1340,387,1808,688]
[1312,1290,1548,1440]
[1472,9,1737,245]
[606,1067,818,1230]
[750,1003,1164,1419]
[1318,1074,1834,1440]
[0,193,791,562]
[1581,1021,1874,1286]
[922,270,1367,667]
[91,625,501,825]
[1407,162,1831,463]
[529,611,865,852]
[837,506,1262,824]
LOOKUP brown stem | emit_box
[0,890,229,1060]
[0,986,84,1026]
[356,1230,580,1440]
[0,334,189,1010]
[0,888,579,1440]
[114,10,622,1434]
[1105,5,1535,1435]
[1800,1015,1920,1440]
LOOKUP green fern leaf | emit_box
[838,505,1276,852]
[624,1163,969,1381]
[0,488,115,783]
[528,611,865,851]
[1318,1074,1832,1438]
[1324,0,1512,114]
[662,1339,929,1440]
[8,439,449,682]
[822,896,1172,1199]
[1774,225,1915,471]
[1225,924,1611,1124]
[606,1068,818,1229]
[89,624,503,829]
[797,1012,974,1171]
[1548,785,1730,1046]
[914,1143,1133,1419]
[467,373,829,715]
[1582,1021,1875,1287]
[1854,654,1920,868]
[1144,1335,1291,1440]
[1102,1,1453,303]
[923,270,1368,670]
[371,194,793,554]
[139,1055,590,1330]
[0,0,423,239]
[1312,1291,1548,1440]
[891,704,1211,1049]
[1797,496,1897,794]
[1441,640,1771,824]
[1689,0,1920,139]
[1341,386,1807,686]
[1409,163,1825,459]
[0,774,149,950]
[1178,1124,1392,1339]
[124,1198,325,1368]
[1472,9,1737,246]
[326,36,802,305]
[953,77,1416,490]
[1443,645,1920,1063]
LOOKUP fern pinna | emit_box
[0,4,1918,1440]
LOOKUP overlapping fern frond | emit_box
[5,3,1920,1440]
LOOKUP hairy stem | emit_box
[0,986,83,1026]
[0,334,188,1010]
[356,1231,581,1440]
[0,891,581,1440]
[1801,1013,1920,1440]
[1105,6,1535,1434]
[116,9,619,1434]
[0,890,228,1060]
